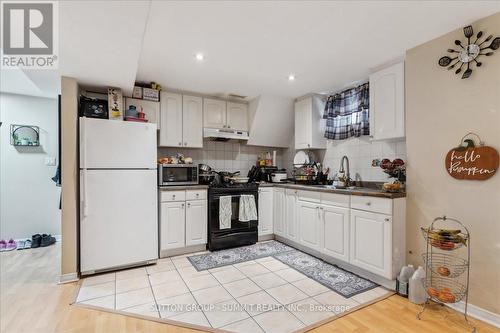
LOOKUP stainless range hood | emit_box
[203,128,249,141]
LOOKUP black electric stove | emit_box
[207,181,259,251]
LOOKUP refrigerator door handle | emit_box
[82,169,88,218]
[81,117,87,168]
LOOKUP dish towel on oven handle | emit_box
[239,194,258,222]
[219,195,232,229]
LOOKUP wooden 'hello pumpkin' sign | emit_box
[445,134,499,180]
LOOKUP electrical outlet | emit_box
[45,157,56,166]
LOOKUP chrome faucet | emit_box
[339,155,351,186]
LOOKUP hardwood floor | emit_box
[1,244,497,333]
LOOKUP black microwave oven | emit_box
[158,164,198,186]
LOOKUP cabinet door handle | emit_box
[178,142,182,146]
[184,142,187,146]
[181,203,185,208]
[227,125,231,129]
[366,202,371,206]
[187,203,191,207]
[385,218,390,222]
[195,193,199,197]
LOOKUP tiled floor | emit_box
[75,249,392,333]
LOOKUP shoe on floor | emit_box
[17,239,32,250]
[5,239,17,251]
[0,239,6,252]
[40,234,56,247]
[31,234,41,248]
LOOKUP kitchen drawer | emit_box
[186,189,207,201]
[351,196,392,215]
[160,190,186,202]
[321,192,349,208]
[297,190,321,203]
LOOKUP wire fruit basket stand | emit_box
[417,216,475,333]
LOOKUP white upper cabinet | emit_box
[125,98,160,129]
[369,61,405,140]
[159,92,203,148]
[182,95,203,148]
[159,92,183,147]
[203,98,227,129]
[227,102,248,131]
[294,95,326,149]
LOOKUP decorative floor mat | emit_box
[187,241,294,270]
[273,250,377,298]
[188,241,377,297]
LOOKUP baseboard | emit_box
[446,301,500,328]
[59,272,79,284]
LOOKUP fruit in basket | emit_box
[427,287,440,297]
[439,241,455,251]
[437,290,456,303]
[437,266,451,277]
[421,227,467,247]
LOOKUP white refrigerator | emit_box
[79,117,158,275]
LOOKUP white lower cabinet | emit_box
[284,189,298,241]
[322,205,350,262]
[273,188,285,236]
[258,188,273,236]
[349,209,392,279]
[160,201,186,250]
[160,190,207,254]
[277,187,405,281]
[185,200,207,246]
[298,201,322,251]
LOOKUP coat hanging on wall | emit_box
[438,25,500,79]
[445,133,499,180]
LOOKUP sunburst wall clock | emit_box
[438,25,500,79]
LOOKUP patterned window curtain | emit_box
[323,83,370,140]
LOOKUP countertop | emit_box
[158,185,209,190]
[259,182,406,199]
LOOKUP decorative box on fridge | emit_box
[132,86,143,99]
[142,88,160,102]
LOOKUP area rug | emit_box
[187,241,294,270]
[188,241,377,298]
[272,250,377,298]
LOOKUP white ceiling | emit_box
[2,1,499,99]
[137,1,500,98]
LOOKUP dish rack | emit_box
[417,216,475,333]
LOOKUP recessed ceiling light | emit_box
[195,53,204,61]
[288,74,295,81]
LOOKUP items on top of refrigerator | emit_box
[158,154,193,165]
[107,88,123,120]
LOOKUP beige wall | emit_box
[406,12,500,314]
[60,77,79,277]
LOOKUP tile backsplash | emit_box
[159,138,406,182]
[321,137,407,182]
[281,136,407,182]
[158,140,284,176]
